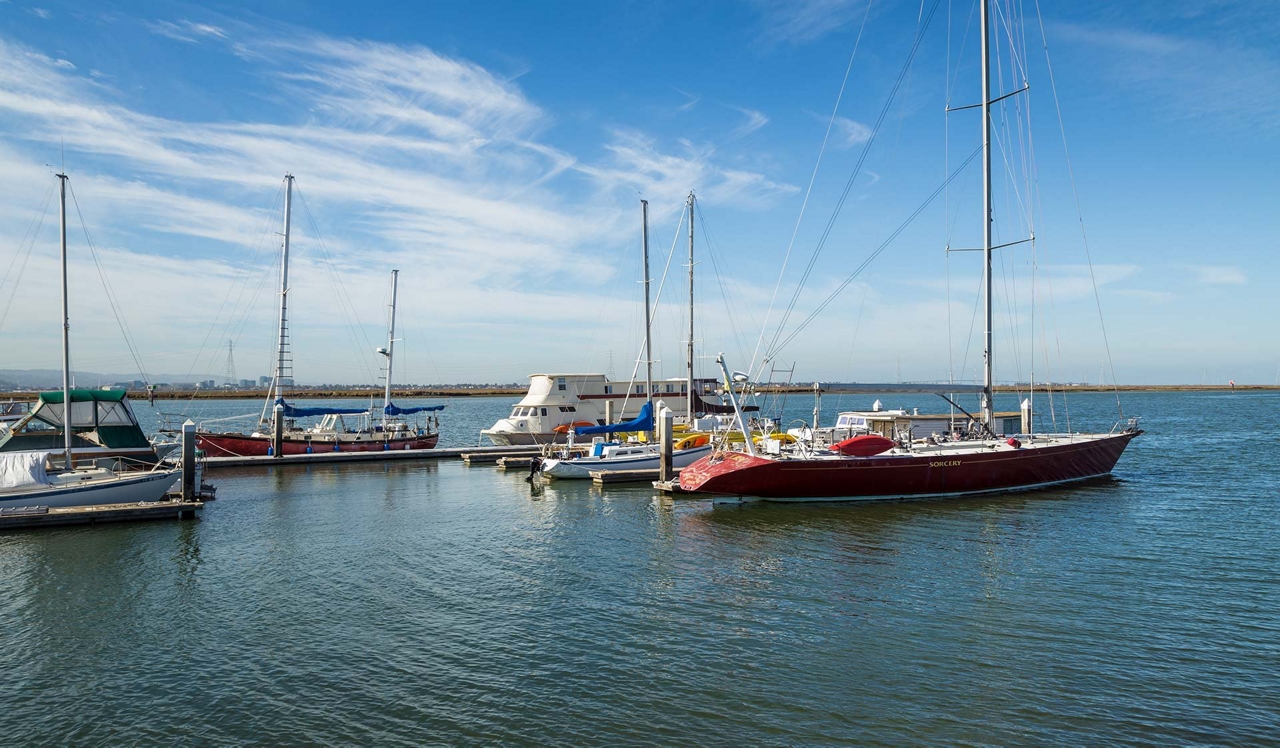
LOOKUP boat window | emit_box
[557,377,566,391]
[541,408,547,417]
[681,384,687,393]
[604,385,613,394]
[635,385,644,394]
[665,384,674,393]
[566,406,575,412]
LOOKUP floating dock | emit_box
[590,468,681,486]
[200,445,542,469]
[0,499,204,530]
[652,479,691,494]
[495,456,536,470]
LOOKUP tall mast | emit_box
[980,0,995,428]
[267,174,294,423]
[57,172,72,470]
[686,191,696,420]
[383,269,399,413]
[641,199,653,416]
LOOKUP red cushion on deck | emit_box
[830,434,895,457]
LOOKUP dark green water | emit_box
[1,392,1277,745]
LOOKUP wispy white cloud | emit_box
[729,107,769,139]
[671,86,699,112]
[751,0,871,45]
[577,129,797,212]
[832,115,872,147]
[1050,21,1280,132]
[28,7,50,20]
[146,19,227,43]
[0,27,793,381]
[1188,264,1246,285]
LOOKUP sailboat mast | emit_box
[57,173,72,470]
[383,269,399,413]
[686,192,695,421]
[272,174,294,418]
[980,0,995,428]
[641,199,653,415]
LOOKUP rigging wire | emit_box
[174,181,284,418]
[696,201,757,367]
[747,0,875,378]
[616,207,687,416]
[1033,0,1124,418]
[0,180,56,333]
[293,185,380,385]
[759,0,944,379]
[768,143,983,359]
[67,182,151,384]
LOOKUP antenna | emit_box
[224,339,236,387]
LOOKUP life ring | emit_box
[552,421,595,434]
[674,434,709,450]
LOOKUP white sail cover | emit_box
[0,451,51,490]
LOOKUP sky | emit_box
[0,0,1276,386]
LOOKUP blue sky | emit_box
[0,0,1275,386]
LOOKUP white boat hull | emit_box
[541,444,713,480]
[0,469,181,509]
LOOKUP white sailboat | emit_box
[540,194,713,479]
[0,173,179,509]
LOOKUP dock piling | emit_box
[272,403,284,458]
[181,419,197,500]
[657,405,674,483]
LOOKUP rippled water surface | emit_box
[1,391,1277,745]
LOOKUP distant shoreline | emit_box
[2,383,1275,401]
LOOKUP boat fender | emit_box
[306,446,313,454]
[383,442,389,450]
[1007,438,1021,448]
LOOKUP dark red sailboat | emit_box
[195,177,441,458]
[680,2,1140,502]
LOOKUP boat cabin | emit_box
[0,389,159,465]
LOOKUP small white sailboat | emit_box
[0,173,179,509]
[539,195,713,479]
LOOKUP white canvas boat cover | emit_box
[0,451,51,490]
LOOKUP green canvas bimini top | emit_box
[39,389,129,404]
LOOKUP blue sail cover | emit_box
[275,399,370,418]
[384,403,445,416]
[575,401,653,436]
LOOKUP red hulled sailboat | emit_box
[680,2,1140,502]
[195,176,441,458]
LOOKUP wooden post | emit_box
[658,406,674,483]
[181,419,196,500]
[604,399,614,428]
[273,403,285,458]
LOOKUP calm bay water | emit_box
[1,391,1277,745]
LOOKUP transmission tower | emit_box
[224,339,237,386]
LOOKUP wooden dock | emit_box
[201,445,541,469]
[0,499,203,530]
[461,448,543,465]
[590,468,681,486]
